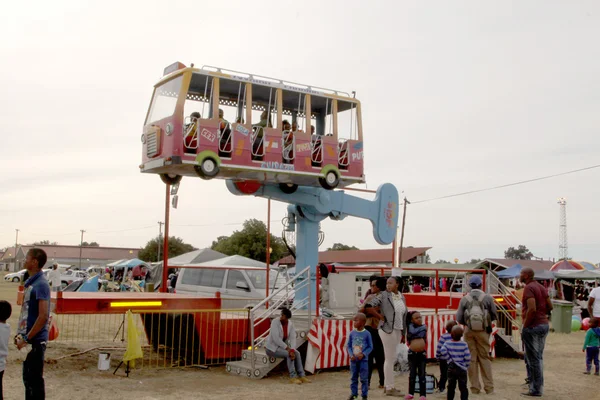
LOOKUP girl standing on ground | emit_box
[364,276,407,397]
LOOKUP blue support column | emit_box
[293,214,321,311]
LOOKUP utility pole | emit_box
[15,229,19,270]
[79,229,86,269]
[397,197,410,267]
[157,221,164,262]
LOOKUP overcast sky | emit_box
[1,0,599,263]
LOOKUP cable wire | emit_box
[412,163,600,204]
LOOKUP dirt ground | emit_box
[1,275,597,399]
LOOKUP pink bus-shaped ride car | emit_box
[141,62,365,192]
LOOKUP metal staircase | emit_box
[226,266,313,379]
[488,272,523,354]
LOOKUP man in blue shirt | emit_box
[15,248,50,400]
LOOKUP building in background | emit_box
[277,247,431,268]
[1,245,139,271]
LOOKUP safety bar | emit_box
[311,136,323,165]
[282,130,295,162]
[251,126,265,158]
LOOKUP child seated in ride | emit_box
[406,311,427,400]
[347,313,372,400]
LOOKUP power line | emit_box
[412,163,600,205]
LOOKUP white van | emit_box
[175,255,292,309]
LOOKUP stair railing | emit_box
[249,265,312,371]
[488,272,522,346]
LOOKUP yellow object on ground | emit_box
[122,310,143,368]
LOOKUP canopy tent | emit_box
[579,261,599,271]
[496,264,523,278]
[553,270,600,280]
[533,270,556,280]
[114,258,149,270]
[145,249,228,290]
[106,259,127,267]
[168,249,226,265]
[550,260,586,271]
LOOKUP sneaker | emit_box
[584,371,591,375]
[362,397,368,400]
[404,395,414,400]
[419,397,426,400]
[299,376,311,383]
[520,392,542,397]
[289,378,302,384]
[347,396,358,400]
[385,388,404,397]
[485,389,494,394]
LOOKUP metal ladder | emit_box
[226,266,312,379]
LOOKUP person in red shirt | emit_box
[519,267,553,398]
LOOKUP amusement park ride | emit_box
[140,61,401,308]
[31,63,518,379]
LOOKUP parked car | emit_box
[175,256,292,309]
[60,270,89,289]
[4,269,27,282]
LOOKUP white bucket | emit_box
[98,352,111,370]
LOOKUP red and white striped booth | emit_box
[305,313,498,373]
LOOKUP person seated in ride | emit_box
[235,116,245,124]
[311,125,316,135]
[218,108,232,151]
[184,112,201,150]
[292,121,304,133]
[252,111,271,156]
[218,108,229,127]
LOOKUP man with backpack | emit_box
[456,275,498,395]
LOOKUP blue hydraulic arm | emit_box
[226,181,400,310]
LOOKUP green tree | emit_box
[139,236,197,262]
[468,258,482,264]
[211,219,286,262]
[33,240,59,245]
[81,241,100,247]
[504,245,533,260]
[435,259,450,264]
[327,243,359,251]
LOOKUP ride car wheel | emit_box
[194,157,219,180]
[160,173,182,185]
[279,183,298,194]
[318,171,339,190]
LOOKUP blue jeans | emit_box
[350,359,369,397]
[265,348,305,378]
[23,342,46,400]
[585,346,599,373]
[521,324,549,395]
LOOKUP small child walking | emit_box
[439,326,471,400]
[0,300,12,400]
[347,313,373,400]
[436,320,458,393]
[406,311,428,400]
[583,317,600,375]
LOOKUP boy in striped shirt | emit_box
[439,326,471,400]
[436,320,458,393]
